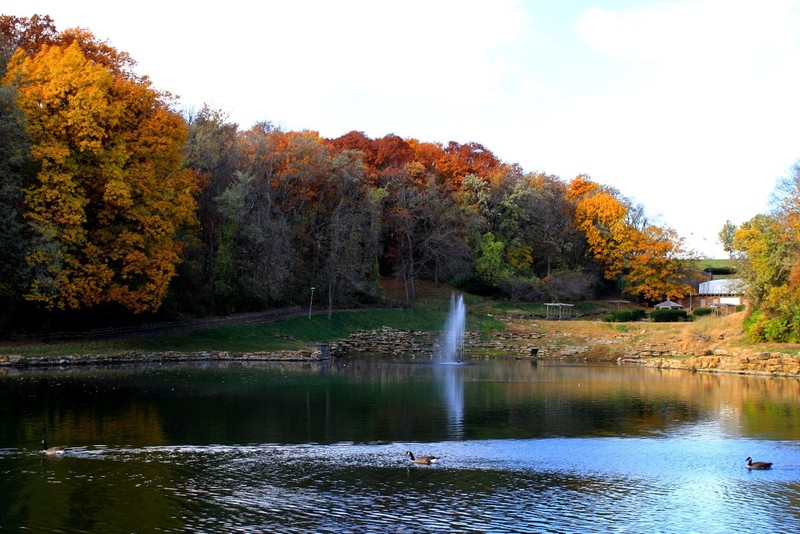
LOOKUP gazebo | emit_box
[544,303,574,320]
[654,300,683,309]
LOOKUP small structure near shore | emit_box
[654,300,683,309]
[545,303,574,320]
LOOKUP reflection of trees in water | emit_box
[4,359,800,451]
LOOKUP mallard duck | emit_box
[41,439,64,456]
[406,451,438,465]
[746,456,772,470]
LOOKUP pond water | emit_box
[1,358,799,532]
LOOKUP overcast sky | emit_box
[6,0,800,258]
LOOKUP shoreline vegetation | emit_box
[2,289,799,377]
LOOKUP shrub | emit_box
[540,269,597,302]
[451,274,498,296]
[691,307,712,317]
[603,308,646,322]
[649,309,689,322]
[499,276,546,302]
[704,266,737,275]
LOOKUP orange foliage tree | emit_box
[568,175,695,300]
[4,36,197,312]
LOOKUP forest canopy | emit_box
[0,14,703,335]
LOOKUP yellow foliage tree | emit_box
[4,39,197,312]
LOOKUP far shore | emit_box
[3,323,800,378]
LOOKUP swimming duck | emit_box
[406,451,438,465]
[745,456,772,470]
[41,439,64,456]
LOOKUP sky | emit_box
[5,0,800,258]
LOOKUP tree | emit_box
[719,220,737,256]
[4,38,198,312]
[318,150,381,317]
[569,176,630,281]
[623,224,696,301]
[528,173,586,274]
[214,170,295,310]
[568,175,695,301]
[0,14,59,77]
[383,169,472,303]
[730,164,800,342]
[475,232,508,287]
[181,105,242,311]
[0,83,34,331]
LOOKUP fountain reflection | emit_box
[434,293,466,437]
[435,363,465,438]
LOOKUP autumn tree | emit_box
[0,14,59,77]
[568,175,694,301]
[383,171,472,303]
[731,164,800,341]
[4,37,197,312]
[317,150,381,317]
[213,128,383,313]
[527,173,586,274]
[623,224,696,301]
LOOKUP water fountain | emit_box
[438,293,465,363]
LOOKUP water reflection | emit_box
[4,359,800,449]
[3,359,800,532]
[434,362,465,438]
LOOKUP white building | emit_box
[696,278,747,309]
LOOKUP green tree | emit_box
[476,232,508,287]
[0,83,34,331]
[181,106,243,312]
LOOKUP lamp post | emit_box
[309,287,315,318]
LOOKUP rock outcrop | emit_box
[620,349,800,377]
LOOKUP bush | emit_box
[691,307,712,317]
[603,308,646,322]
[649,309,689,322]
[451,274,499,297]
[540,269,597,302]
[499,276,546,302]
[704,266,737,275]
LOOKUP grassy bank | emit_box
[0,289,613,358]
[4,285,779,361]
[0,294,508,358]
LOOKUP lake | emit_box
[1,358,799,532]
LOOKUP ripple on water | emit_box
[6,439,799,532]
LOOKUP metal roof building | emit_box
[698,278,744,296]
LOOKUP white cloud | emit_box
[556,0,800,255]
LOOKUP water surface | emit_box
[1,359,798,532]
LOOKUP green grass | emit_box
[1,300,507,358]
[471,299,608,318]
[697,258,733,270]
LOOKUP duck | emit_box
[745,456,772,470]
[41,439,64,456]
[406,451,438,465]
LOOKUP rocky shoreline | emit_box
[619,350,800,377]
[2,325,800,377]
[0,348,326,368]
